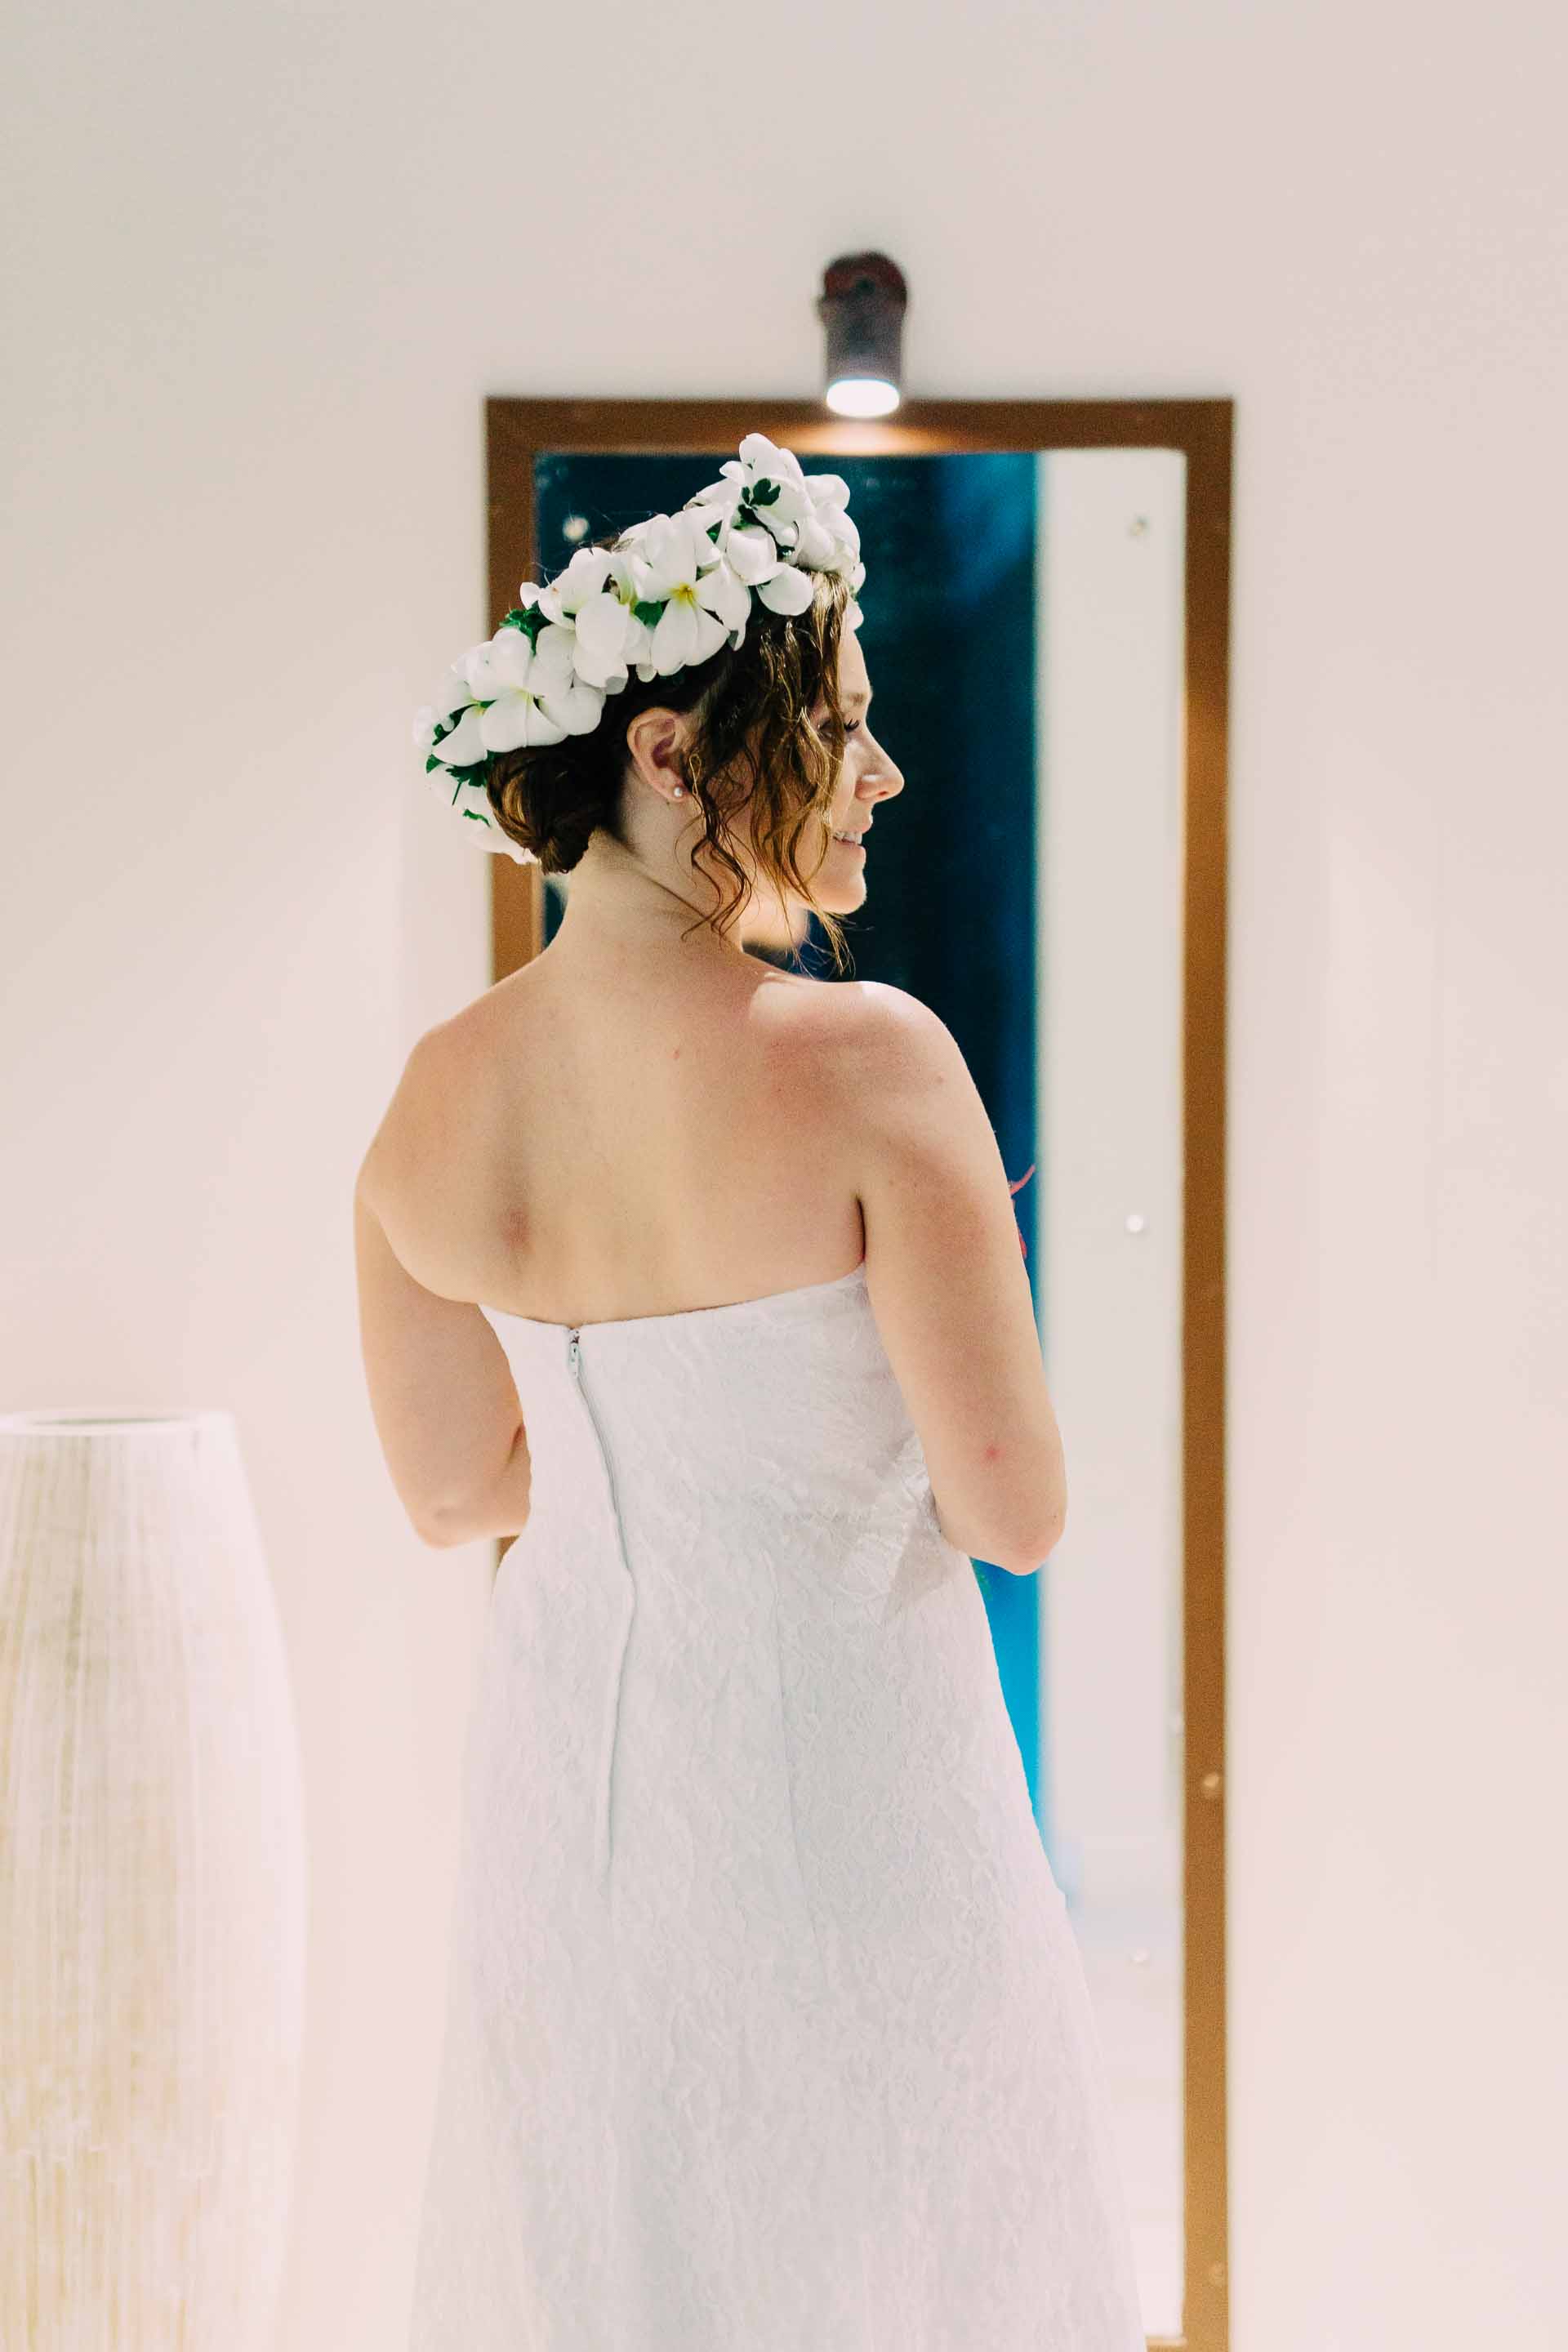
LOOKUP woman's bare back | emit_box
[366,925,1067,1572]
[373,936,866,1330]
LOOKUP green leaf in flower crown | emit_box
[426,752,491,786]
[631,599,666,627]
[749,479,782,509]
[501,605,547,645]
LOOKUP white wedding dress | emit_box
[407,1258,1146,2350]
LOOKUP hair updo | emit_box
[483,550,857,973]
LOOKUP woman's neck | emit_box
[547,828,756,964]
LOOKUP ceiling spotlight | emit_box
[817,252,906,418]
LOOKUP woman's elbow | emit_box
[995,1502,1067,1577]
[412,1490,491,1549]
[413,1505,464,1550]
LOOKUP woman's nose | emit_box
[866,750,905,802]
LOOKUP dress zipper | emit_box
[565,1325,636,1886]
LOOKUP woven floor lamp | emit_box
[0,1405,305,2349]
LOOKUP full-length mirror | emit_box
[484,399,1231,2352]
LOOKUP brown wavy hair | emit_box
[483,548,857,975]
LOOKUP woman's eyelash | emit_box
[844,718,862,735]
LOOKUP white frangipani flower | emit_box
[694,513,804,629]
[692,441,862,600]
[454,622,604,753]
[536,548,644,693]
[753,561,817,617]
[425,703,488,769]
[805,470,852,519]
[793,506,853,575]
[413,664,475,757]
[690,432,815,551]
[631,511,753,678]
[801,476,863,583]
[536,549,609,626]
[432,767,539,863]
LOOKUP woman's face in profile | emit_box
[804,627,905,916]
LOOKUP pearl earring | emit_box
[672,786,687,798]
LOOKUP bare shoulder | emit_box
[404,966,545,1089]
[755,971,946,1054]
[357,1004,489,1198]
[798,977,973,1116]
[746,979,997,1216]
[839,976,960,1063]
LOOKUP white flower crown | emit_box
[413,432,867,865]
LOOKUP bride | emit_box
[354,436,1146,2350]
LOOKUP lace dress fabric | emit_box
[407,1261,1146,2350]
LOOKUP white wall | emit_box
[3,2,1564,2346]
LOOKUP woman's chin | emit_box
[813,838,871,911]
[814,878,866,916]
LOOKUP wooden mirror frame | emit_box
[484,395,1232,2352]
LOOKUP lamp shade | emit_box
[0,1405,305,2349]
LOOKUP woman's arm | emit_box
[353,1057,532,1546]
[838,981,1067,1576]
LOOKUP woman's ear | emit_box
[624,706,689,802]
